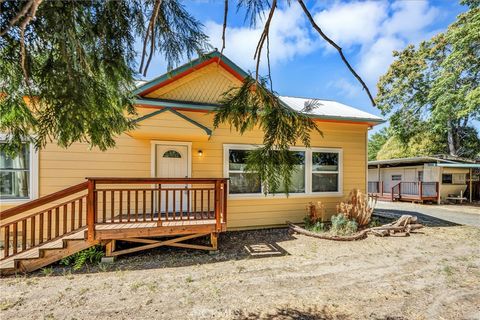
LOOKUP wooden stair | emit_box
[0,228,98,275]
[1,177,228,275]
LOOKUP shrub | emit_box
[305,201,325,225]
[60,245,104,270]
[330,214,358,236]
[336,189,377,227]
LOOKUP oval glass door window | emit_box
[163,150,182,158]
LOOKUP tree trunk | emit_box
[447,120,458,157]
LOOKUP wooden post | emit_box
[469,168,473,203]
[87,179,96,242]
[436,181,440,204]
[214,180,221,232]
[210,233,218,250]
[222,181,228,225]
[419,181,423,199]
[105,240,116,257]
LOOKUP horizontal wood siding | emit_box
[1,109,368,229]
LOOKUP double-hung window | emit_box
[227,149,262,194]
[0,140,38,202]
[311,151,340,193]
[224,145,342,197]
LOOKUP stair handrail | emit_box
[391,182,401,201]
[1,182,88,221]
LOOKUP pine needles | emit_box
[214,75,321,194]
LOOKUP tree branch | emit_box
[139,0,162,75]
[220,0,228,57]
[254,0,276,81]
[18,0,43,81]
[297,0,376,106]
[0,0,34,37]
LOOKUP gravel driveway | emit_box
[375,201,480,227]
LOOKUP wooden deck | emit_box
[0,177,228,274]
[368,181,439,203]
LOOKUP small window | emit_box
[452,173,466,184]
[391,175,402,181]
[163,150,182,158]
[442,174,452,184]
[0,144,30,199]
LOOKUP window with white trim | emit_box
[0,140,38,201]
[227,149,262,194]
[224,145,342,196]
[1,143,30,199]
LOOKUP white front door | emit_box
[155,144,189,213]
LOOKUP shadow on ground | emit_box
[231,306,407,320]
[374,209,459,227]
[232,306,348,320]
[28,228,296,277]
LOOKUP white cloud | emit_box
[358,36,405,83]
[328,78,362,98]
[201,0,439,90]
[314,1,387,48]
[205,4,316,72]
[382,1,439,40]
[312,0,440,86]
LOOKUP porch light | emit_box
[198,149,203,156]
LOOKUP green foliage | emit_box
[214,75,321,194]
[40,266,54,277]
[368,127,389,161]
[376,6,480,159]
[369,217,381,228]
[303,216,327,233]
[330,214,358,236]
[60,245,104,271]
[0,0,209,156]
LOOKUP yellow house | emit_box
[0,52,383,273]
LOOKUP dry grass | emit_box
[1,225,479,320]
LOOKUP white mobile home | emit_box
[368,156,478,203]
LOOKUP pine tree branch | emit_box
[297,0,376,106]
[0,0,34,36]
[18,0,43,81]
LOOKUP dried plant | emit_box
[305,201,326,225]
[336,189,377,227]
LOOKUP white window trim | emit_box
[0,135,39,204]
[223,144,343,199]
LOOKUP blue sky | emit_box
[141,0,471,134]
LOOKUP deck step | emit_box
[0,228,87,272]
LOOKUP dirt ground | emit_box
[1,224,480,320]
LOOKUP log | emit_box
[288,223,369,241]
[287,215,423,241]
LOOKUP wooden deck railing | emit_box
[1,182,89,259]
[1,177,228,260]
[368,181,383,194]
